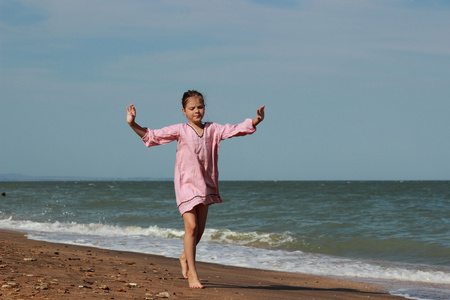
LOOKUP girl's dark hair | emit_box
[182,90,204,108]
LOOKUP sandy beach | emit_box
[0,229,405,299]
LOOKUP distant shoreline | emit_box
[0,174,172,182]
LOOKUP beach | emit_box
[0,230,404,299]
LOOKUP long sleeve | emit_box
[220,118,256,140]
[141,124,181,147]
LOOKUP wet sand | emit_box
[0,229,405,299]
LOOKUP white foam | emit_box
[0,216,185,238]
[199,228,296,248]
[390,286,450,300]
[0,216,295,247]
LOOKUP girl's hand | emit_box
[253,105,265,127]
[126,104,136,124]
[126,104,147,137]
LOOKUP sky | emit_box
[1,0,449,181]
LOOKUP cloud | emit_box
[3,0,449,106]
[3,0,449,108]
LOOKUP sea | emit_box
[0,180,449,299]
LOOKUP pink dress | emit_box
[141,118,256,215]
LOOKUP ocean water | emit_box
[0,181,449,299]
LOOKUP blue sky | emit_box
[1,0,449,180]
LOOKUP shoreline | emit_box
[0,229,405,299]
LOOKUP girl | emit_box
[126,90,265,288]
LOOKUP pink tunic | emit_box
[141,118,256,215]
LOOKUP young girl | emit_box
[126,90,265,289]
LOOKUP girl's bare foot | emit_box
[179,253,188,279]
[188,275,204,289]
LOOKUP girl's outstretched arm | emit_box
[252,105,265,127]
[127,104,147,138]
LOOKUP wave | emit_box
[0,216,296,247]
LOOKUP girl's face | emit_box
[182,96,205,126]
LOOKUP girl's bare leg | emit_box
[179,252,189,279]
[180,204,208,288]
[179,204,208,278]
